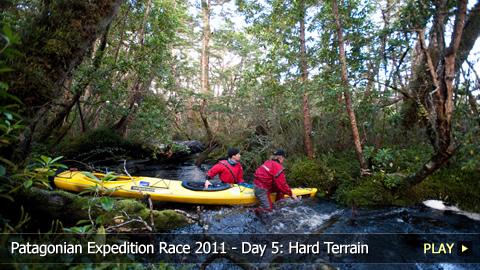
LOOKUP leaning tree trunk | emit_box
[39,23,112,142]
[8,0,122,162]
[112,0,152,137]
[331,0,369,173]
[404,0,469,186]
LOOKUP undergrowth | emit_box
[286,147,480,213]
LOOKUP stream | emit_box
[135,160,479,270]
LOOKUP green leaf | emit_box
[0,165,5,176]
[49,156,64,164]
[95,215,104,224]
[0,194,14,202]
[1,34,9,44]
[3,25,12,39]
[82,172,100,182]
[24,179,33,189]
[100,196,114,211]
[76,219,92,226]
[82,201,99,209]
[95,226,106,246]
[40,155,52,165]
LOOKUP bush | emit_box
[288,157,336,194]
[287,152,360,197]
[335,177,397,207]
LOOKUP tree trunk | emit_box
[331,0,369,173]
[199,0,214,142]
[299,0,314,158]
[196,0,217,166]
[38,19,113,142]
[38,92,81,142]
[404,0,468,186]
[10,0,122,161]
[195,142,218,166]
[336,93,344,151]
[200,0,211,96]
[112,73,154,137]
[12,107,47,163]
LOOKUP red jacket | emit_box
[253,160,292,196]
[206,160,244,184]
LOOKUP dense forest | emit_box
[0,0,479,242]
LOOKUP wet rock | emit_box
[176,140,205,154]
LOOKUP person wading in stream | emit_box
[253,149,297,209]
[204,148,244,189]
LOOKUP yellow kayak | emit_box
[53,169,317,205]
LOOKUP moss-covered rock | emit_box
[143,209,191,230]
[5,188,92,231]
[116,199,191,230]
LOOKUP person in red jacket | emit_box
[204,148,244,189]
[253,149,297,209]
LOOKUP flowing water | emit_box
[137,160,479,270]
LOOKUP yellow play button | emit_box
[457,241,472,256]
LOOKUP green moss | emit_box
[117,199,146,213]
[117,200,190,230]
[335,177,394,207]
[333,167,480,213]
[145,209,191,230]
[411,168,480,213]
[287,153,360,196]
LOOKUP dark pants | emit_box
[253,183,271,209]
[254,183,287,209]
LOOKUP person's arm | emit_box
[204,164,222,189]
[237,164,244,184]
[273,169,294,197]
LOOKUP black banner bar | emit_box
[2,233,478,265]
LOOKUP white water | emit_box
[423,199,480,221]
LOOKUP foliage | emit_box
[2,0,123,115]
[21,155,67,189]
[363,145,431,175]
[287,157,339,196]
[0,25,23,175]
[335,177,398,207]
